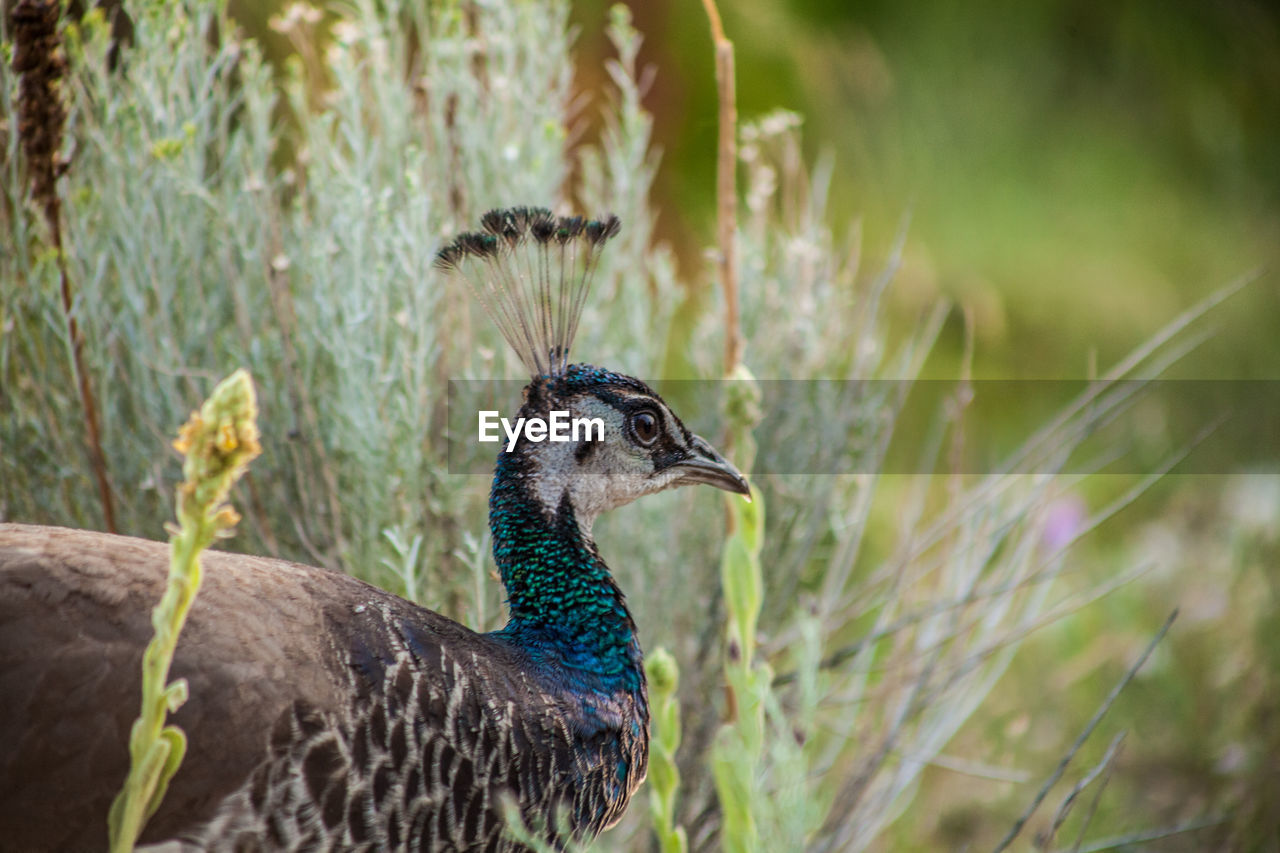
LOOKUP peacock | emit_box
[0,207,749,852]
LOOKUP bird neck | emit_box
[487,450,643,693]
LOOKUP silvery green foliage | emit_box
[2,0,586,608]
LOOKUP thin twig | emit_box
[1059,816,1225,853]
[12,0,118,532]
[992,609,1179,853]
[920,752,1031,784]
[55,248,117,533]
[1039,731,1125,849]
[700,0,739,376]
[1068,735,1122,853]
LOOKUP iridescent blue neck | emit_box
[487,450,643,694]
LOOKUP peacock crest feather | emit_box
[435,207,621,378]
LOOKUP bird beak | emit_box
[673,434,752,497]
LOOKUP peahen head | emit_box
[437,207,749,651]
[436,206,749,531]
[510,364,748,531]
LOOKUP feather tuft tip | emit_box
[435,207,621,378]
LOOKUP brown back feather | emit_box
[0,523,446,851]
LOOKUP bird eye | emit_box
[630,411,659,446]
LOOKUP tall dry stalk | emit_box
[700,0,739,378]
[11,0,116,532]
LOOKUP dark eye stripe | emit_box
[589,387,692,462]
[592,389,664,421]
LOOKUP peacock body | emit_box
[0,209,748,852]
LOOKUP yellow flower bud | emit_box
[216,422,238,455]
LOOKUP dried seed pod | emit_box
[10,0,68,224]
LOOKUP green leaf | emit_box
[146,727,188,821]
[721,534,762,660]
[733,485,765,555]
[163,679,189,713]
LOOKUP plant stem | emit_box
[107,369,260,852]
[11,0,118,531]
[700,0,740,378]
[57,246,117,533]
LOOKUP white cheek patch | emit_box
[522,396,683,535]
[564,455,685,535]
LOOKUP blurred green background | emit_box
[568,0,1279,380]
